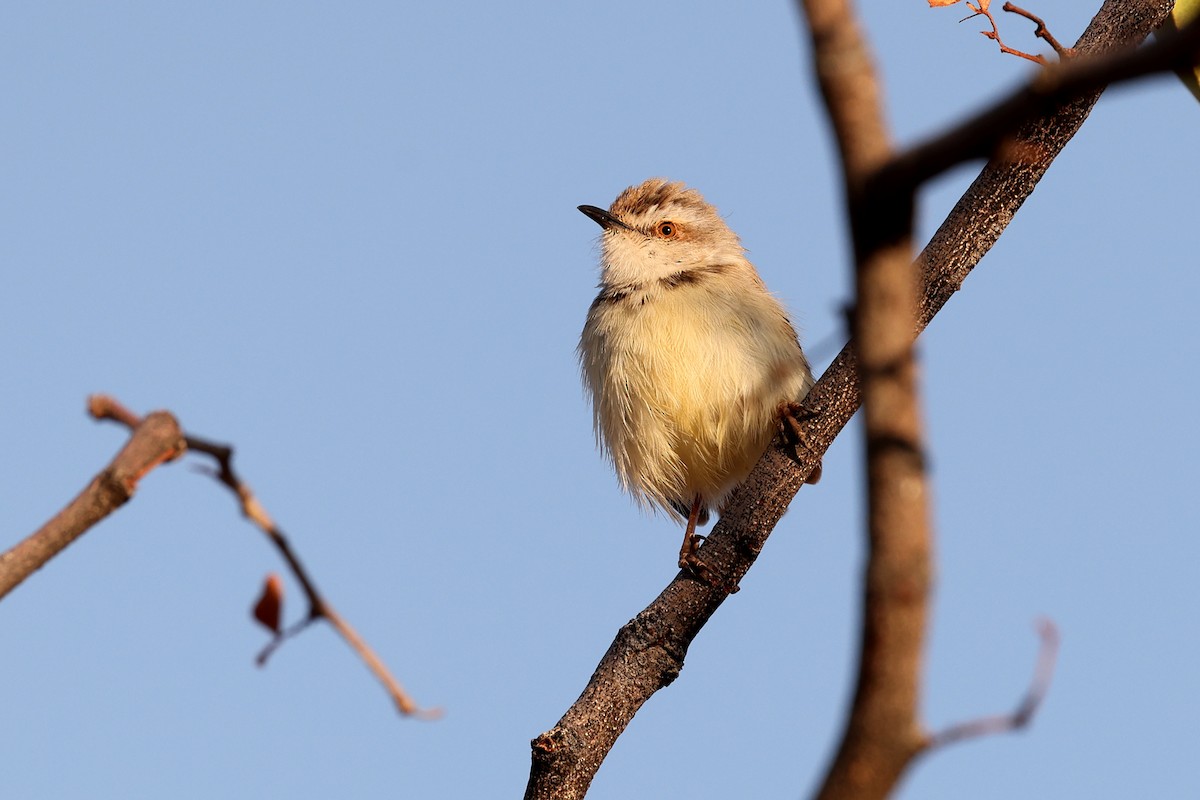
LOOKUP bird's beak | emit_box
[578,205,633,232]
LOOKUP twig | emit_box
[255,616,320,666]
[926,619,1060,749]
[1003,2,1075,58]
[0,406,185,600]
[872,5,1200,230]
[88,394,439,719]
[967,2,1050,64]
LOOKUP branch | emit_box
[877,2,1199,205]
[816,2,1174,797]
[92,394,438,718]
[0,407,185,600]
[969,1,1051,65]
[523,1,1174,797]
[1003,3,1074,58]
[802,0,933,795]
[926,619,1060,750]
[180,430,436,718]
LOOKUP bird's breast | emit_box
[580,275,812,510]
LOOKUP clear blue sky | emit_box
[3,3,1196,798]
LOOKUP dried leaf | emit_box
[252,573,284,634]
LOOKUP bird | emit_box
[577,178,817,571]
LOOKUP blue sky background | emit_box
[3,2,1197,798]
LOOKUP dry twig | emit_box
[88,394,439,719]
[1003,2,1075,58]
[927,619,1060,749]
[968,1,1050,64]
[932,0,1076,62]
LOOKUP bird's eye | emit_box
[656,221,677,238]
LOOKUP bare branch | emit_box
[926,619,1060,750]
[971,2,1051,64]
[801,0,933,794]
[0,404,185,600]
[801,0,892,181]
[875,3,1199,204]
[90,394,440,719]
[1004,3,1075,58]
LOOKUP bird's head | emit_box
[579,178,745,287]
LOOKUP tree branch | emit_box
[0,407,185,600]
[878,1,1197,206]
[0,394,435,718]
[86,394,439,719]
[801,0,933,794]
[1003,3,1075,58]
[925,618,1060,750]
[817,2,1172,797]
[522,2,1173,796]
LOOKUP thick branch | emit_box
[801,0,892,181]
[818,3,1173,797]
[523,2,1173,796]
[0,408,186,600]
[802,0,932,796]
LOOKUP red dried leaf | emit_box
[252,573,284,633]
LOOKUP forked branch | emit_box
[87,394,439,718]
[0,394,437,718]
[1003,3,1074,58]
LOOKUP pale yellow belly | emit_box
[582,283,812,520]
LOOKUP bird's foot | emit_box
[778,401,822,485]
[679,552,740,594]
[678,532,740,594]
[677,529,705,569]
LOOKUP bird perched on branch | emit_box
[578,178,817,571]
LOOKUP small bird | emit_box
[578,178,816,570]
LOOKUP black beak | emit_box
[578,205,633,231]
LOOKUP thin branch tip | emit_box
[926,617,1060,751]
[87,393,143,428]
[409,705,446,721]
